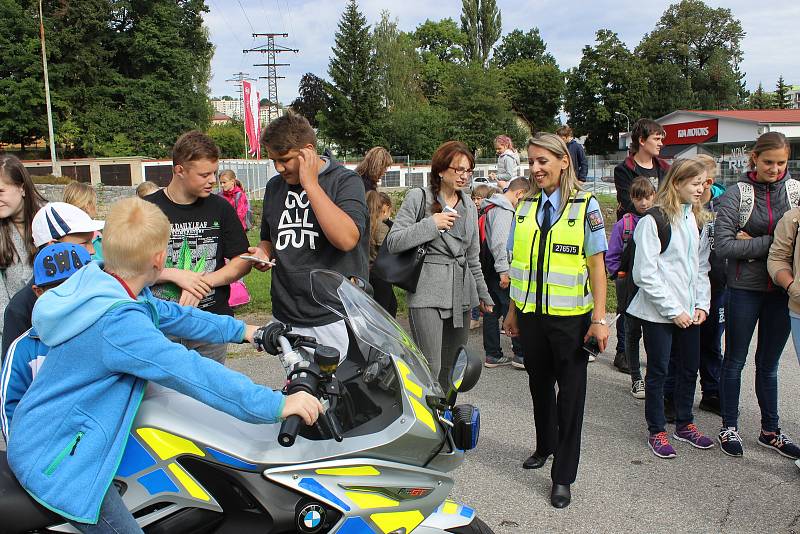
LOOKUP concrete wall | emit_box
[36,184,138,217]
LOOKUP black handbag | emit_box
[371,188,429,292]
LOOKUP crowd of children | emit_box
[1,114,800,526]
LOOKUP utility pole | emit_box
[38,0,59,176]
[243,34,298,124]
[225,72,255,159]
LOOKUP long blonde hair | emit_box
[356,147,393,185]
[525,132,582,214]
[366,190,392,244]
[654,158,709,224]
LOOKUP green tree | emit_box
[460,0,501,66]
[380,104,450,159]
[414,18,465,100]
[290,73,327,128]
[0,0,47,149]
[776,75,791,109]
[564,30,648,155]
[505,60,563,132]
[318,0,383,157]
[438,63,522,153]
[207,121,245,158]
[640,62,694,119]
[748,83,774,109]
[373,11,423,111]
[636,0,746,109]
[492,28,556,68]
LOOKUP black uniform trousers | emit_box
[518,309,590,485]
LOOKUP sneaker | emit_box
[630,380,645,399]
[511,355,525,369]
[698,395,721,416]
[758,429,800,459]
[673,423,714,449]
[664,397,676,424]
[588,354,596,362]
[718,427,744,457]
[648,432,677,459]
[484,355,512,368]
[613,351,630,374]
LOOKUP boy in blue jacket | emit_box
[1,242,92,441]
[6,197,323,531]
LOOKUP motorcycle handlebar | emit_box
[278,415,303,447]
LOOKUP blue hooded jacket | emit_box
[7,262,286,523]
[0,327,48,442]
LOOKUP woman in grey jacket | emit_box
[713,131,800,460]
[386,141,493,389]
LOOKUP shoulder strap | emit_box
[567,190,591,222]
[736,182,755,229]
[416,187,427,223]
[233,191,240,211]
[786,179,800,208]
[621,213,634,242]
[645,207,672,253]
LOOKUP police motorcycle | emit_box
[1,269,492,534]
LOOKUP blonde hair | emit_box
[694,154,717,182]
[526,132,582,213]
[355,147,393,185]
[63,181,97,217]
[103,197,170,278]
[366,190,392,244]
[136,181,160,198]
[655,158,710,225]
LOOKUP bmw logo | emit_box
[297,503,326,533]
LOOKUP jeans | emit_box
[720,288,790,432]
[641,320,701,435]
[624,314,644,382]
[664,287,727,399]
[482,272,523,359]
[69,486,142,533]
[471,306,481,321]
[614,279,627,354]
[790,314,800,367]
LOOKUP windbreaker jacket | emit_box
[480,194,515,274]
[496,150,520,182]
[714,172,795,291]
[7,262,285,524]
[627,205,711,323]
[767,207,800,314]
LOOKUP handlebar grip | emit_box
[278,415,303,447]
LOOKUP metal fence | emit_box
[217,159,275,199]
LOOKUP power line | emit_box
[235,0,256,34]
[244,33,298,123]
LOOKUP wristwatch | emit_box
[591,319,607,325]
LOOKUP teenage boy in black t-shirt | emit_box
[147,131,255,362]
[613,118,671,220]
[249,114,369,360]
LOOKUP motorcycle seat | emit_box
[0,449,62,532]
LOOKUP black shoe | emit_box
[550,483,571,508]
[522,453,549,469]
[699,395,721,416]
[613,351,630,374]
[664,397,676,424]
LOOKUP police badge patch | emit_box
[587,210,604,232]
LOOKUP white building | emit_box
[211,99,242,120]
[788,85,800,110]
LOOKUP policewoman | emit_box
[504,132,609,509]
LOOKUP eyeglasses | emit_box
[448,166,474,177]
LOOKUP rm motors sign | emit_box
[663,119,719,145]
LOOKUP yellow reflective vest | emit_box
[509,190,594,316]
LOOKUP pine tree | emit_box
[749,83,776,109]
[776,75,791,109]
[460,0,502,66]
[318,0,382,156]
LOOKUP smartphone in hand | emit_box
[239,255,276,266]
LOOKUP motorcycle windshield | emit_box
[310,270,443,397]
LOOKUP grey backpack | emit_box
[736,179,800,229]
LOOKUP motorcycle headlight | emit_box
[451,404,480,451]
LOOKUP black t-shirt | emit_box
[634,162,661,191]
[261,158,369,326]
[2,279,36,360]
[147,190,250,316]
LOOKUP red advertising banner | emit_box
[242,81,261,158]
[662,119,719,145]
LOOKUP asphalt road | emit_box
[3,314,798,533]
[227,314,800,534]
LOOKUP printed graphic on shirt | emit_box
[587,210,605,232]
[552,243,580,255]
[153,221,219,308]
[276,190,320,251]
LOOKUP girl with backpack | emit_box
[714,131,800,460]
[219,170,251,231]
[627,158,713,459]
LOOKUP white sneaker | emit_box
[630,380,645,399]
[588,354,596,362]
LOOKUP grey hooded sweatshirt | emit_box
[481,193,515,274]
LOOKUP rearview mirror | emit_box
[447,347,482,405]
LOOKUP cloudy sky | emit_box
[203,0,799,105]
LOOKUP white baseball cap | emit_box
[32,202,105,247]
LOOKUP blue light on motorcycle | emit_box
[451,404,480,451]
